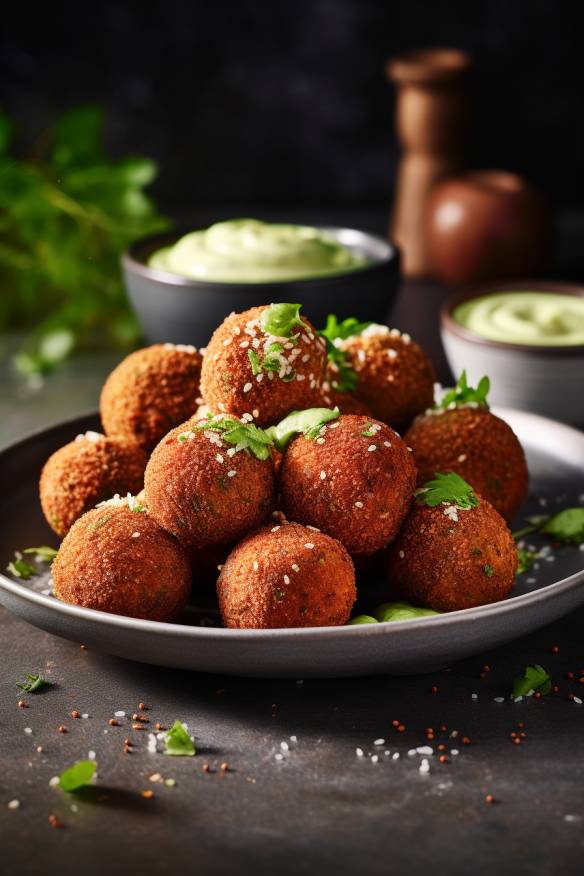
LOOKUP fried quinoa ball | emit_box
[40,431,147,537]
[144,419,275,557]
[217,522,356,629]
[280,414,417,556]
[199,305,326,427]
[386,493,517,612]
[404,406,528,521]
[100,343,203,453]
[52,499,191,621]
[339,325,436,431]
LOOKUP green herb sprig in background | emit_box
[0,105,169,375]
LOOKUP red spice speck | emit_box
[48,814,63,828]
[70,710,81,719]
[138,702,147,710]
[485,794,495,805]
[462,736,471,745]
[567,672,574,680]
[141,789,154,799]
[551,645,560,654]
[132,713,149,723]
[534,691,542,700]
[220,762,230,772]
[397,724,406,733]
[391,720,400,728]
[108,718,119,726]
[132,723,145,730]
[430,686,438,695]
[553,685,560,693]
[80,644,87,650]
[58,725,67,733]
[517,722,525,729]
[202,763,210,773]
[513,737,522,746]
[437,743,446,752]
[439,724,447,732]
[439,754,449,764]
[17,700,27,709]
[154,722,165,731]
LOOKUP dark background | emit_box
[2,0,583,212]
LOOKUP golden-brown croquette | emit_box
[144,419,275,557]
[217,522,356,628]
[319,375,372,416]
[386,494,517,612]
[40,431,147,537]
[405,407,528,521]
[100,343,203,452]
[340,325,435,431]
[280,414,417,556]
[52,499,191,621]
[199,305,326,427]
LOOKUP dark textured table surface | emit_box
[1,280,583,875]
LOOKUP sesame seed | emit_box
[271,525,280,532]
[367,445,377,452]
[398,550,405,558]
[283,575,290,585]
[114,710,125,717]
[371,755,379,763]
[7,800,20,810]
[275,753,284,761]
[227,447,236,457]
[243,382,252,393]
[419,759,430,774]
[252,561,259,571]
[228,470,236,478]
[304,543,315,549]
[280,741,289,751]
[239,340,249,349]
[392,752,400,760]
[216,454,224,463]
[354,501,364,508]
[88,750,96,760]
[291,563,300,572]
[252,409,259,418]
[374,738,385,746]
[356,747,364,757]
[320,470,327,480]
[24,727,32,735]
[383,441,391,447]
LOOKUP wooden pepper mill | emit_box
[387,48,471,277]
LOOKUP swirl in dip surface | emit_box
[453,291,584,346]
[149,218,369,283]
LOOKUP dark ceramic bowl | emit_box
[122,226,400,347]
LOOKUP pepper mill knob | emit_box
[387,48,471,277]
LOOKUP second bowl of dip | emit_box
[441,281,584,426]
[122,219,400,348]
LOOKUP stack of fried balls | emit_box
[41,303,527,628]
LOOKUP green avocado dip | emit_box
[149,218,369,283]
[453,291,584,346]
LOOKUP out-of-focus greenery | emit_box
[0,106,170,374]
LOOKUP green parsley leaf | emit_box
[247,349,262,375]
[320,314,372,343]
[130,503,147,513]
[6,559,37,579]
[16,674,49,693]
[266,408,341,452]
[262,342,284,372]
[484,564,494,578]
[23,546,58,563]
[512,508,584,545]
[59,760,97,792]
[318,314,372,394]
[439,371,490,410]
[512,664,552,698]
[540,508,584,545]
[416,472,479,511]
[193,415,274,461]
[347,614,378,625]
[374,601,440,622]
[164,720,196,757]
[260,303,304,337]
[361,422,376,437]
[516,547,537,575]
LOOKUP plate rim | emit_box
[1,407,583,643]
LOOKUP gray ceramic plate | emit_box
[0,409,583,678]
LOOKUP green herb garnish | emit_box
[164,720,196,757]
[266,408,341,452]
[318,315,371,394]
[59,760,97,792]
[260,303,304,338]
[0,105,169,376]
[247,349,262,375]
[348,602,440,625]
[6,559,37,579]
[416,472,479,511]
[16,674,49,693]
[361,422,376,437]
[22,546,58,562]
[347,614,378,625]
[483,564,494,578]
[513,664,552,698]
[87,514,114,532]
[439,371,490,410]
[512,508,584,545]
[193,414,274,461]
[516,547,537,575]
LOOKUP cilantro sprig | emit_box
[164,720,196,757]
[260,303,304,338]
[16,674,50,693]
[513,664,552,698]
[513,508,584,546]
[416,472,479,511]
[439,371,490,410]
[516,547,537,575]
[191,414,274,461]
[59,760,97,792]
[266,408,341,452]
[23,546,58,563]
[318,314,372,393]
